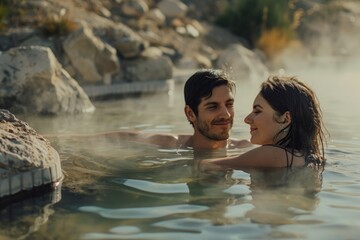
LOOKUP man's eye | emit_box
[227,103,234,108]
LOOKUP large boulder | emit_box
[0,109,63,198]
[297,1,360,58]
[95,21,148,59]
[0,46,95,114]
[216,44,269,82]
[122,54,173,82]
[63,25,120,84]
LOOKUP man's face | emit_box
[189,85,235,141]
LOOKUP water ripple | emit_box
[113,178,190,194]
[79,204,208,219]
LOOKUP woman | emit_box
[202,75,327,169]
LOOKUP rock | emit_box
[171,18,185,28]
[186,24,200,38]
[189,19,205,34]
[138,30,162,46]
[158,46,177,58]
[0,46,95,114]
[0,109,63,198]
[194,53,212,68]
[176,56,198,69]
[121,0,149,18]
[102,7,112,18]
[175,26,187,35]
[176,52,212,69]
[174,20,200,38]
[123,55,173,82]
[216,44,269,82]
[105,23,148,58]
[20,35,55,52]
[157,0,188,18]
[297,1,360,58]
[141,47,163,58]
[145,8,166,26]
[63,25,120,83]
[199,45,218,62]
[0,27,39,52]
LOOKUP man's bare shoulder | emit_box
[129,132,192,148]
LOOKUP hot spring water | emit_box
[1,63,360,239]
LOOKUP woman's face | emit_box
[244,93,287,145]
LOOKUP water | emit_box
[1,63,360,240]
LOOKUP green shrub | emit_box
[216,0,297,57]
[0,3,9,31]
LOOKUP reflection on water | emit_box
[1,64,360,239]
[0,185,62,239]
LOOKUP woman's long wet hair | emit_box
[260,76,327,166]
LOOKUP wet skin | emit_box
[185,85,235,149]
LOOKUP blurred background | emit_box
[1,0,359,116]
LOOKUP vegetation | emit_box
[216,0,301,58]
[0,0,76,36]
[0,0,32,32]
[0,0,9,31]
[40,15,77,37]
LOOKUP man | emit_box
[70,69,250,150]
[102,69,250,150]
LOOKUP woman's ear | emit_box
[278,111,291,124]
[282,111,292,124]
[184,105,196,122]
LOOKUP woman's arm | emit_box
[201,145,305,170]
[228,138,253,148]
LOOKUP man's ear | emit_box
[184,105,196,122]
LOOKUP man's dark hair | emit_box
[184,69,236,117]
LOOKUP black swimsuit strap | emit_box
[262,144,294,168]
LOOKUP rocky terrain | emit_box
[0,0,359,114]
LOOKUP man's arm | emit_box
[48,130,188,148]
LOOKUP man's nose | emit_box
[219,105,231,117]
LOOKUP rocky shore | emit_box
[0,0,358,114]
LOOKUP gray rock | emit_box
[63,25,120,84]
[157,0,188,18]
[0,109,63,198]
[109,23,148,58]
[0,46,95,114]
[145,8,166,27]
[123,55,173,82]
[216,44,269,82]
[121,0,149,18]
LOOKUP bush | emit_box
[0,2,9,31]
[40,15,77,37]
[216,0,297,58]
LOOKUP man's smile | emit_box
[212,120,231,125]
